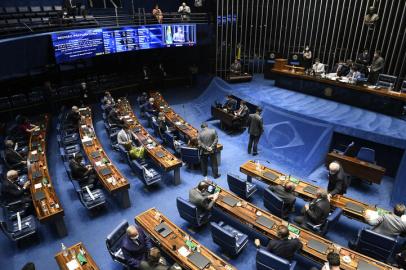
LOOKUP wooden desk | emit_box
[28,114,67,237]
[136,208,236,270]
[78,107,131,208]
[226,73,253,83]
[215,188,398,270]
[115,98,183,185]
[240,160,391,223]
[150,92,223,161]
[326,151,385,184]
[55,242,99,270]
[211,106,239,130]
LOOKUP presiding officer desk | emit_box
[214,187,398,270]
[136,208,236,270]
[54,242,99,270]
[115,98,183,185]
[240,160,390,224]
[78,107,131,208]
[269,68,406,116]
[326,151,385,185]
[28,114,67,236]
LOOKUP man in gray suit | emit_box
[368,50,385,84]
[198,123,220,178]
[367,203,406,238]
[247,107,263,156]
[189,180,219,211]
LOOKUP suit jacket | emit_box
[327,166,350,196]
[306,197,330,225]
[356,53,370,65]
[235,105,249,118]
[337,65,351,77]
[269,185,296,212]
[247,113,263,137]
[121,227,152,269]
[189,188,214,211]
[224,99,237,111]
[65,111,80,129]
[1,179,29,203]
[371,56,384,72]
[139,260,169,270]
[4,147,25,169]
[108,110,123,126]
[198,127,218,154]
[69,159,91,180]
[266,238,303,261]
[372,214,406,238]
[144,103,155,113]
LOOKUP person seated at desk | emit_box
[16,115,39,140]
[348,66,362,82]
[233,100,249,129]
[65,106,81,130]
[312,58,325,76]
[189,180,219,211]
[356,48,370,75]
[336,59,352,77]
[152,4,163,24]
[223,95,238,112]
[254,225,302,261]
[157,112,171,139]
[1,170,31,204]
[269,182,297,213]
[104,99,115,114]
[294,189,330,228]
[327,161,351,199]
[310,252,341,270]
[121,224,152,270]
[364,203,406,238]
[4,140,27,171]
[69,153,98,187]
[108,107,124,128]
[138,92,149,106]
[102,91,115,106]
[143,98,156,116]
[139,247,172,270]
[117,124,135,151]
[178,2,191,21]
[230,59,242,75]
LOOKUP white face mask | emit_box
[130,235,139,241]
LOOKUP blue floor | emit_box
[1,75,397,270]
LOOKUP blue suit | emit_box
[121,227,152,269]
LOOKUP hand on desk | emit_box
[254,238,261,247]
[208,193,219,201]
[304,204,309,211]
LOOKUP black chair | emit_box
[210,221,248,256]
[263,187,292,219]
[227,173,257,200]
[106,220,129,268]
[176,197,211,227]
[0,207,37,242]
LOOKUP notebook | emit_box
[91,151,101,159]
[187,252,210,270]
[83,140,93,147]
[357,261,380,270]
[33,190,46,201]
[154,222,172,238]
[222,196,239,207]
[32,170,43,179]
[263,171,277,181]
[256,216,275,229]
[30,154,39,163]
[303,186,318,195]
[307,239,328,254]
[99,167,112,176]
[345,202,365,214]
[155,151,165,158]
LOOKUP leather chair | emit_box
[163,131,175,149]
[210,221,248,256]
[0,207,37,242]
[151,119,160,138]
[357,147,376,164]
[306,208,342,236]
[176,197,211,227]
[227,173,257,199]
[348,228,398,262]
[180,146,200,167]
[256,248,297,270]
[70,179,106,211]
[128,158,161,186]
[263,187,293,219]
[106,220,129,268]
[57,133,79,147]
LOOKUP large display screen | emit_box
[52,24,196,63]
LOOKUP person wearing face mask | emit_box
[310,251,341,270]
[121,225,152,270]
[312,58,325,76]
[143,98,156,115]
[327,161,351,200]
[302,45,312,75]
[1,170,31,204]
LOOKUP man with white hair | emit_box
[64,105,81,130]
[178,2,191,21]
[143,98,156,115]
[327,161,350,198]
[1,170,31,204]
[121,224,152,269]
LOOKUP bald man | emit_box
[269,182,297,214]
[327,161,350,197]
[1,170,31,204]
[121,225,152,270]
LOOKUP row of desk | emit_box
[240,160,390,224]
[28,114,67,236]
[78,107,131,208]
[115,98,183,185]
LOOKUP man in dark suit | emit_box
[68,153,97,186]
[255,225,303,261]
[64,106,81,130]
[233,100,250,129]
[269,182,297,214]
[327,161,351,199]
[143,98,156,115]
[294,189,330,227]
[139,247,174,270]
[198,123,220,178]
[223,95,237,112]
[108,107,124,128]
[247,107,264,156]
[368,50,385,84]
[4,140,27,171]
[121,225,152,270]
[189,180,219,212]
[1,170,31,204]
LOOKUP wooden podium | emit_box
[274,58,288,70]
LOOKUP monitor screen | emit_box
[52,24,197,63]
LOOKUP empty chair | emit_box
[176,197,211,227]
[106,220,129,268]
[0,206,37,243]
[357,147,376,164]
[227,173,257,199]
[348,228,398,262]
[151,120,160,137]
[163,130,175,148]
[180,146,200,167]
[306,208,342,236]
[210,221,248,256]
[10,94,27,107]
[70,178,106,211]
[256,248,297,270]
[57,133,79,147]
[263,187,294,219]
[128,158,161,186]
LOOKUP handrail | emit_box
[109,0,119,26]
[21,22,34,32]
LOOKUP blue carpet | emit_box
[0,75,398,270]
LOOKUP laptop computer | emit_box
[154,222,172,238]
[187,252,210,270]
[222,196,239,207]
[307,239,328,254]
[303,186,318,195]
[256,216,275,229]
[357,261,380,270]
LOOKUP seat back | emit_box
[164,131,175,147]
[256,248,296,270]
[210,222,236,250]
[263,188,285,218]
[356,228,397,262]
[357,147,375,163]
[151,120,160,137]
[176,197,201,227]
[106,220,129,260]
[321,208,342,235]
[180,146,200,164]
[227,174,247,198]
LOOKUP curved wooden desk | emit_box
[28,114,67,236]
[55,242,99,270]
[136,208,236,270]
[240,160,390,223]
[116,98,182,185]
[214,187,398,270]
[78,107,131,208]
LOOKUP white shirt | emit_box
[178,6,191,13]
[117,129,132,145]
[312,63,325,74]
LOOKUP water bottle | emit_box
[61,243,68,257]
[256,160,261,171]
